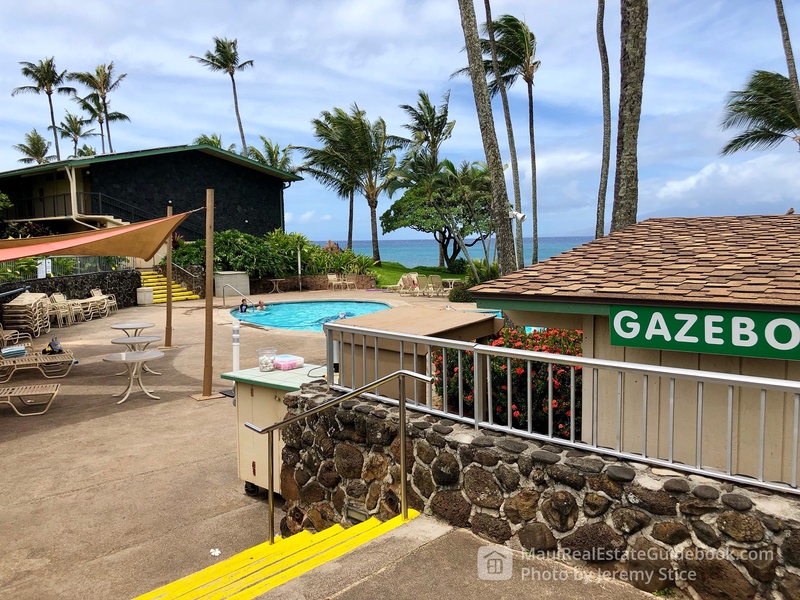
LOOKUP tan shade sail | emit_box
[0,211,196,262]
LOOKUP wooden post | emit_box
[202,190,214,396]
[164,201,174,348]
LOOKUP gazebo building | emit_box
[470,216,800,487]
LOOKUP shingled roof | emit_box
[471,215,800,310]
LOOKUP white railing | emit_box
[324,322,800,496]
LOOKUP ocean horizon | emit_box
[316,236,593,269]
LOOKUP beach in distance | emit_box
[317,237,593,269]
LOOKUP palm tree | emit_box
[14,129,56,164]
[774,0,800,121]
[720,70,800,153]
[482,3,525,269]
[398,90,455,166]
[11,57,76,161]
[298,107,361,249]
[248,136,296,171]
[69,63,128,153]
[193,133,237,153]
[456,14,540,265]
[76,144,96,157]
[56,111,97,157]
[190,37,253,155]
[610,0,648,233]
[595,0,612,239]
[456,0,516,276]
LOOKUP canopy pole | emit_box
[164,201,174,348]
[202,190,214,396]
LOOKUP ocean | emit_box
[319,237,593,269]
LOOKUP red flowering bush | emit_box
[433,327,583,439]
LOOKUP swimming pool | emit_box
[232,300,392,332]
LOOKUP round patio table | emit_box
[111,336,163,375]
[111,322,155,337]
[103,350,164,404]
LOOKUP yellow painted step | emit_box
[135,510,418,600]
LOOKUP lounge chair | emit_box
[327,274,345,291]
[386,276,405,292]
[415,274,431,296]
[0,351,75,384]
[344,274,358,290]
[91,288,118,313]
[428,275,446,297]
[0,323,33,348]
[398,274,416,296]
[0,383,60,416]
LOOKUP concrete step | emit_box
[134,511,419,599]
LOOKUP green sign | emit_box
[610,306,800,361]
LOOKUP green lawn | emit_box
[371,261,464,288]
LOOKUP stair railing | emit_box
[245,369,433,544]
[170,262,199,292]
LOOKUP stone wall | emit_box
[250,275,376,294]
[279,380,800,600]
[0,270,141,308]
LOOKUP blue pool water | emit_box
[232,300,391,332]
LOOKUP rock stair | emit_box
[140,270,200,303]
[134,510,419,599]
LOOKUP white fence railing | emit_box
[324,322,800,496]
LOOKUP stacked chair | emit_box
[3,294,50,339]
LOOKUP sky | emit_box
[0,0,798,242]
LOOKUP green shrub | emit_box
[433,327,583,439]
[448,282,473,303]
[447,257,468,275]
[465,259,499,286]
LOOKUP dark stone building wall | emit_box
[90,150,285,239]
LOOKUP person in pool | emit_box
[239,299,248,313]
[257,300,265,310]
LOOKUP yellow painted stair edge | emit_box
[228,510,419,599]
[134,510,418,600]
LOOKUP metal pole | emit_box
[399,374,408,520]
[164,202,174,348]
[268,430,275,544]
[232,318,240,371]
[202,189,214,396]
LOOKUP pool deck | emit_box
[0,288,459,599]
[0,288,660,600]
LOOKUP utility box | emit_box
[221,364,324,496]
[214,271,249,298]
[136,287,154,305]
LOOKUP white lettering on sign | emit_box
[611,308,800,357]
[731,317,758,347]
[674,314,699,343]
[645,312,671,341]
[704,315,724,345]
[765,319,800,351]
[613,310,640,339]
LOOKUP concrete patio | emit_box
[0,289,660,600]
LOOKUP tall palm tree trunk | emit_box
[98,117,106,154]
[774,0,800,120]
[596,0,612,239]
[457,0,515,276]
[527,81,539,264]
[347,190,354,250]
[368,197,381,265]
[47,94,61,160]
[229,73,248,154]
[483,0,524,269]
[103,100,115,153]
[611,0,648,233]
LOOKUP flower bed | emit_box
[433,327,583,439]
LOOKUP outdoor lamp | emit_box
[509,209,526,222]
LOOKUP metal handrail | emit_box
[171,262,199,286]
[221,284,257,308]
[245,369,433,544]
